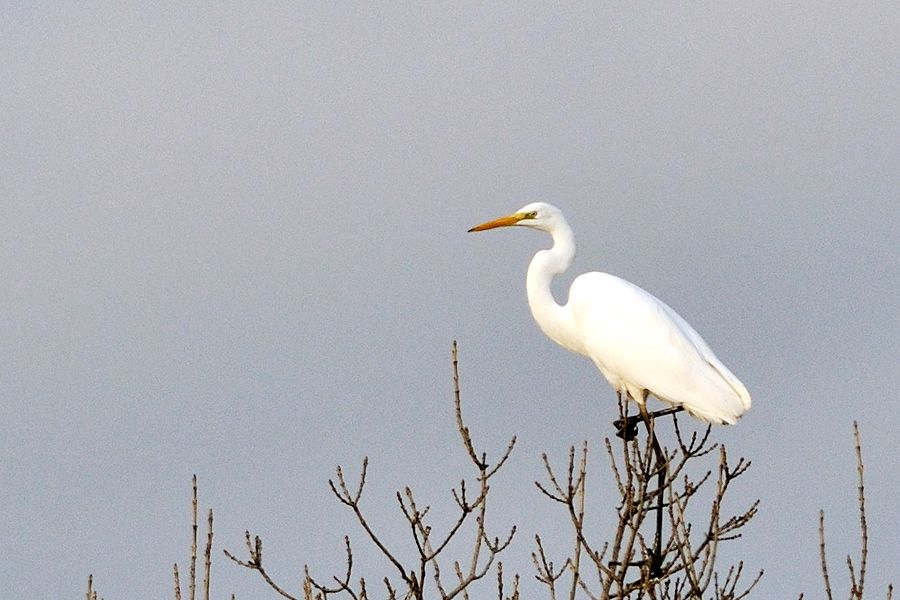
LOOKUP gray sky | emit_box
[3,3,899,598]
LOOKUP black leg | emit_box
[610,401,683,579]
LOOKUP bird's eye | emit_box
[525,211,538,219]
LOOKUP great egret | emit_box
[469,202,751,425]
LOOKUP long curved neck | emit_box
[526,221,585,355]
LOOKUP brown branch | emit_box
[532,534,567,599]
[226,341,517,599]
[203,509,213,600]
[852,421,867,599]
[190,474,198,600]
[452,341,516,478]
[174,563,182,600]
[327,459,411,586]
[452,340,484,470]
[817,504,833,600]
[383,577,397,600]
[304,537,360,599]
[568,443,587,600]
[536,446,610,581]
[496,561,519,600]
[538,392,761,599]
[223,532,299,600]
[86,574,96,600]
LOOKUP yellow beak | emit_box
[468,212,528,232]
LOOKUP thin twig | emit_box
[568,443,587,600]
[327,459,411,586]
[190,475,198,600]
[853,421,867,599]
[225,341,518,600]
[223,532,299,600]
[174,564,182,600]
[204,509,213,600]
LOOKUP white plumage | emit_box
[469,202,750,425]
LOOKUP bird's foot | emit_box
[613,406,684,440]
[613,415,641,440]
[607,552,664,577]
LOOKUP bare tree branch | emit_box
[537,395,761,599]
[226,341,517,599]
[190,475,198,600]
[203,509,213,600]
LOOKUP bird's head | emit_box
[468,202,564,234]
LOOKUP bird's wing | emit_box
[569,272,750,424]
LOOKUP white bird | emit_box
[469,202,751,425]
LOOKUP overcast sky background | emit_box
[3,3,899,598]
